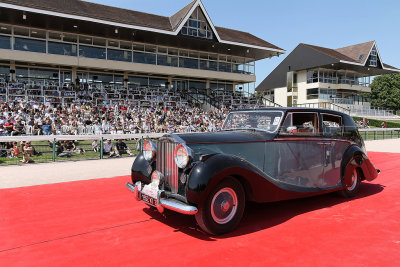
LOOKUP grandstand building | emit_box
[256,41,400,116]
[0,0,284,109]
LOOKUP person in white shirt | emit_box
[103,139,117,157]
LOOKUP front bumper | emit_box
[126,182,198,215]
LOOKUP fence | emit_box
[358,128,400,140]
[1,129,399,166]
[0,133,163,166]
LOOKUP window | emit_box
[280,112,319,136]
[14,37,46,53]
[369,46,378,67]
[0,35,10,49]
[48,42,77,56]
[322,113,343,137]
[181,7,213,39]
[307,88,319,100]
[107,49,131,62]
[79,45,106,59]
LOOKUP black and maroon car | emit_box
[127,108,379,235]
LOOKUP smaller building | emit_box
[256,41,399,112]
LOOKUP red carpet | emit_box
[0,152,399,266]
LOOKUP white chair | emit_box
[77,125,86,135]
[61,125,69,135]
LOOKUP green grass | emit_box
[353,117,400,128]
[0,140,139,166]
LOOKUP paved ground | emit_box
[0,152,398,266]
[0,139,398,189]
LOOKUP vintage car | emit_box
[126,108,379,235]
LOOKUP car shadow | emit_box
[142,182,384,240]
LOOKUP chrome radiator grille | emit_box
[157,140,179,193]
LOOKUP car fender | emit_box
[131,152,153,184]
[341,145,378,187]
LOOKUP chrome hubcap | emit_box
[347,169,358,191]
[211,188,237,224]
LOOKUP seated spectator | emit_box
[103,139,117,157]
[9,142,20,158]
[3,120,13,135]
[21,141,35,163]
[115,139,133,157]
[42,119,52,135]
[57,141,72,157]
[92,140,99,152]
[11,120,25,136]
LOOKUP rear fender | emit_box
[341,145,378,187]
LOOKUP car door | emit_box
[320,113,351,187]
[272,112,325,188]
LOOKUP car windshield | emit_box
[222,110,284,133]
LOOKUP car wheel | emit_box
[340,168,361,198]
[195,177,245,235]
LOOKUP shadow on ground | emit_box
[142,182,384,240]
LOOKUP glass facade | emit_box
[181,7,213,39]
[14,37,46,53]
[0,23,255,75]
[79,45,106,59]
[307,70,370,87]
[48,42,77,56]
[107,49,132,62]
[369,46,378,67]
[0,35,10,49]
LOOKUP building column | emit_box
[71,67,77,85]
[167,76,172,90]
[123,72,129,87]
[10,61,16,81]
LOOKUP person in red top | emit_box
[3,120,13,135]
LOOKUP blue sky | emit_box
[86,0,400,87]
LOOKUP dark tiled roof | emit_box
[1,0,173,30]
[0,0,283,51]
[335,41,375,64]
[215,26,283,50]
[383,63,399,70]
[170,0,196,31]
[303,43,358,63]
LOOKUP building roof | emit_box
[335,41,375,64]
[0,0,284,52]
[256,41,400,91]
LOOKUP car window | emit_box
[222,111,284,133]
[322,113,343,137]
[280,112,319,136]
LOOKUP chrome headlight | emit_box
[174,144,193,169]
[143,140,157,161]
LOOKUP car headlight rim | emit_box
[174,144,192,169]
[143,140,157,161]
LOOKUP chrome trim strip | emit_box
[126,182,197,215]
[159,198,198,215]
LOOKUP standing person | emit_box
[381,121,386,128]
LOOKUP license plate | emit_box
[140,192,157,207]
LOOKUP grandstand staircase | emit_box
[184,88,218,111]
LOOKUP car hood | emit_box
[175,130,274,144]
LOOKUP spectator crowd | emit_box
[0,99,229,136]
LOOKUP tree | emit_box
[368,73,400,111]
